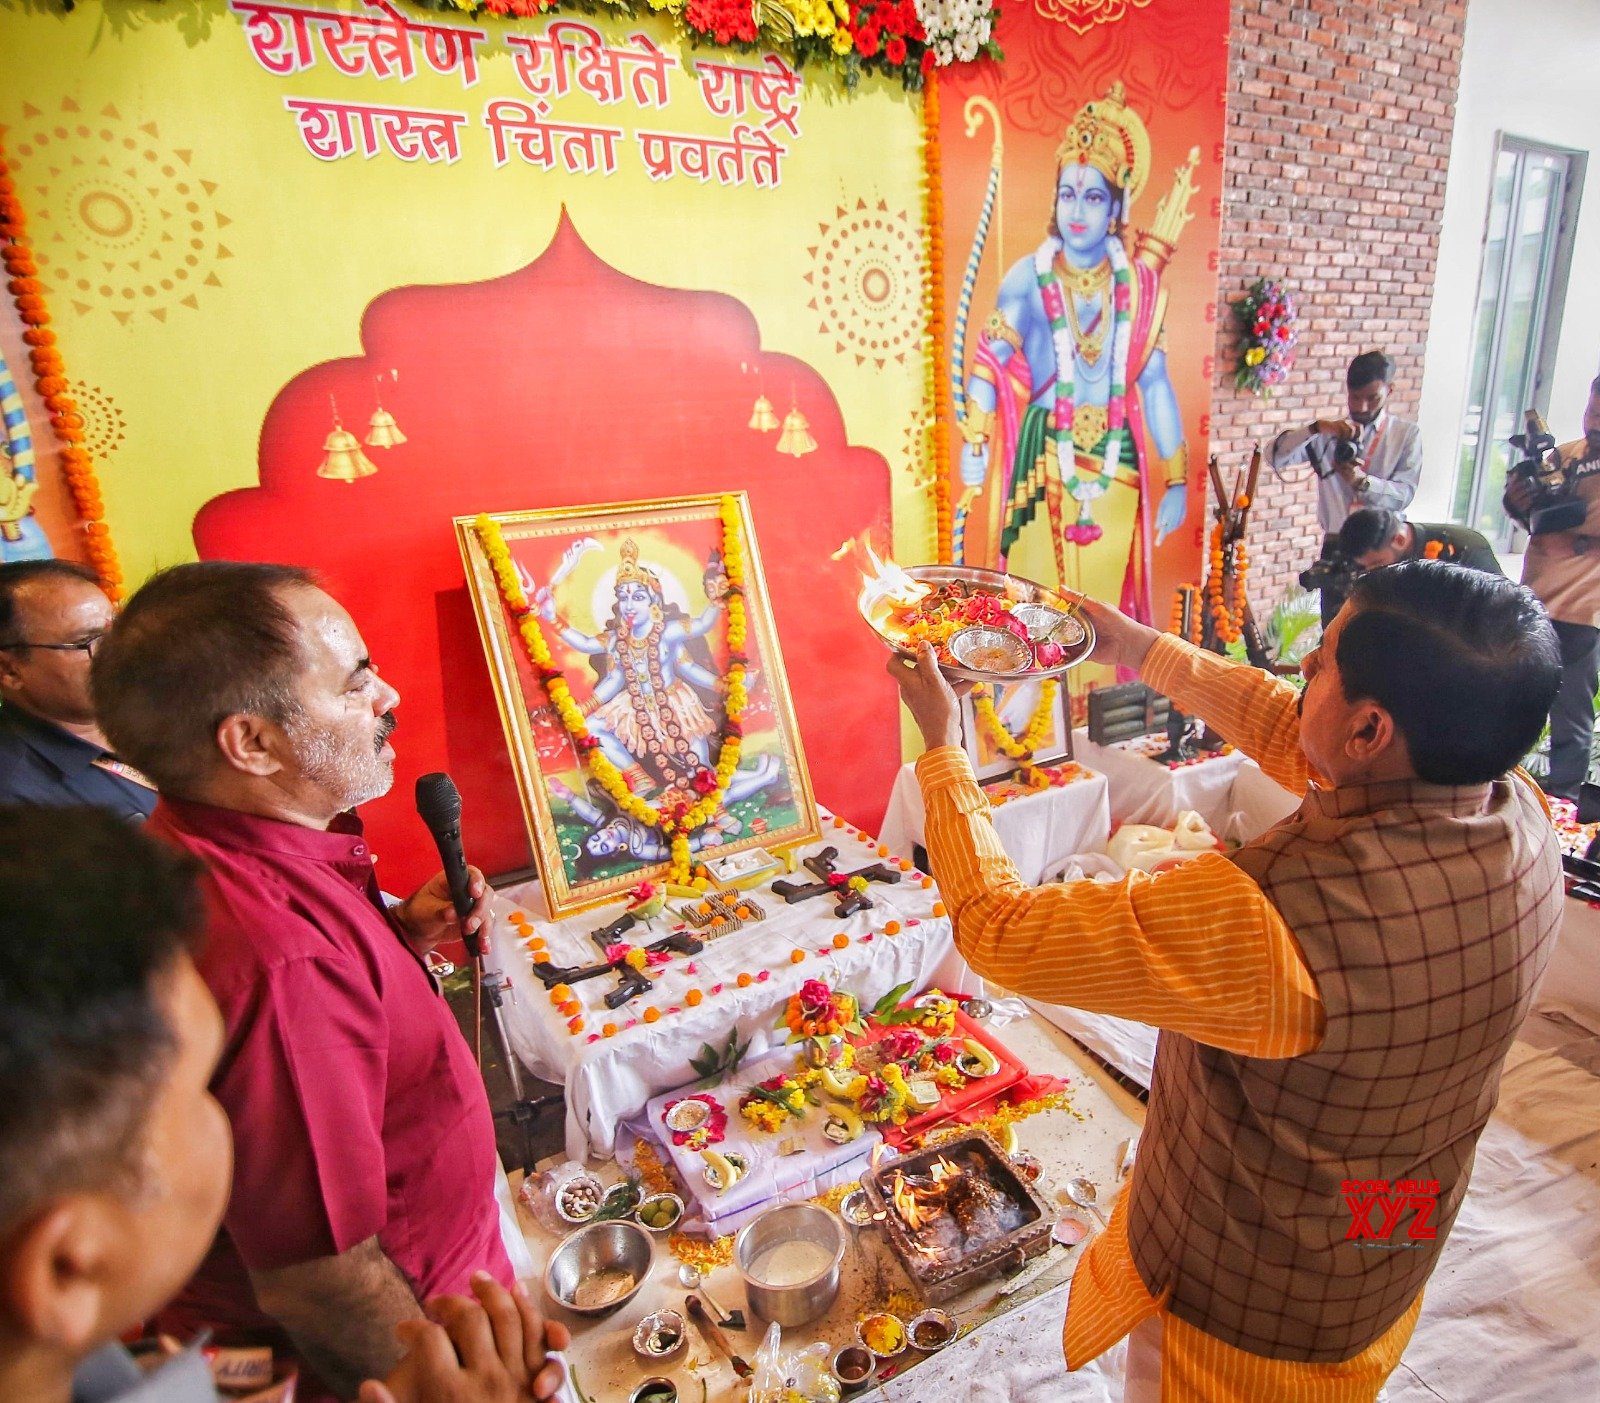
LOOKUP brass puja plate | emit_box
[859,564,1097,684]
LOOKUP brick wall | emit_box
[1211,0,1468,614]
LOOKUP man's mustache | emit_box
[375,713,397,752]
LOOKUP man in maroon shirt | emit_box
[91,562,528,1402]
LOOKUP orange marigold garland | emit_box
[475,505,747,885]
[922,71,953,565]
[1202,521,1248,646]
[0,140,123,599]
[1168,584,1202,646]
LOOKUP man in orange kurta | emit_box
[892,561,1564,1401]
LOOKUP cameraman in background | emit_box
[1337,507,1504,576]
[1507,375,1600,801]
[1273,351,1423,624]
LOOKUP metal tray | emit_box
[861,564,1097,683]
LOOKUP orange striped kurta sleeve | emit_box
[1141,632,1325,796]
[917,743,1323,1057]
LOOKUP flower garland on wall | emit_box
[285,0,1000,92]
[921,69,953,563]
[0,142,124,597]
[475,503,748,885]
[1229,278,1298,397]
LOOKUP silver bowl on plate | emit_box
[543,1220,654,1317]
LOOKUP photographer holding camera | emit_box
[1506,375,1600,801]
[1273,351,1423,623]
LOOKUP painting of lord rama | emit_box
[955,83,1200,625]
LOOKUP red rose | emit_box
[885,36,907,64]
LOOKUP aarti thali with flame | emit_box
[857,553,1097,684]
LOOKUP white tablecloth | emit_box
[487,815,977,1161]
[878,761,1112,886]
[1072,729,1247,832]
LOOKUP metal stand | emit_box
[474,952,562,1173]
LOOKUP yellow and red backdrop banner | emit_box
[0,0,1226,885]
[0,0,936,883]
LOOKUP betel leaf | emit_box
[690,1027,750,1088]
[871,981,915,1019]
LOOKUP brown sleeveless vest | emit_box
[1128,774,1562,1361]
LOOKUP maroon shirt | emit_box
[149,797,511,1368]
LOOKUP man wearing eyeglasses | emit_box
[0,560,156,818]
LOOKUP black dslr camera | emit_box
[1299,537,1360,596]
[1505,409,1583,536]
[1306,435,1362,481]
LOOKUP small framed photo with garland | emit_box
[456,493,819,917]
[961,677,1073,783]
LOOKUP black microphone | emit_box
[415,772,482,959]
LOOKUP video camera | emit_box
[1299,536,1360,597]
[1505,409,1584,536]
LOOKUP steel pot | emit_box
[733,1202,847,1327]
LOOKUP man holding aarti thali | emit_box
[890,559,1563,1400]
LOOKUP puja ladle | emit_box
[1064,1176,1110,1229]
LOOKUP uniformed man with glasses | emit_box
[0,560,156,817]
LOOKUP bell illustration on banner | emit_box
[316,397,379,483]
[742,361,779,433]
[748,394,779,433]
[365,370,407,448]
[775,391,816,458]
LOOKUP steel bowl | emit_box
[632,1308,688,1363]
[543,1219,655,1318]
[909,1308,957,1351]
[734,1202,848,1326]
[861,563,1096,683]
[634,1191,684,1234]
[949,625,1033,675]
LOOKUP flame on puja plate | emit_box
[856,544,930,639]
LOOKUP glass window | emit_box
[1452,137,1582,545]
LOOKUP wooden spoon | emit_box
[685,1295,752,1380]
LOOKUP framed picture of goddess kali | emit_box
[456,492,819,915]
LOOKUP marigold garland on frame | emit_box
[922,69,953,563]
[0,140,123,597]
[473,504,749,885]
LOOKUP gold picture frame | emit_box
[455,493,819,917]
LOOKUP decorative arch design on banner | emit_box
[192,212,900,882]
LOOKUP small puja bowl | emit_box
[1011,1151,1045,1185]
[948,625,1032,676]
[910,1308,957,1352]
[601,1181,642,1217]
[839,1188,876,1228]
[957,1050,1000,1079]
[1010,602,1068,642]
[543,1220,654,1318]
[632,1308,688,1363]
[664,1099,711,1135]
[832,1343,876,1393]
[553,1172,605,1224]
[628,1379,678,1403]
[1049,612,1089,649]
[856,1311,909,1361]
[635,1192,684,1234]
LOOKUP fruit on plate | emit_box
[823,1105,865,1144]
[700,1148,748,1192]
[957,1039,1001,1077]
[818,1067,857,1098]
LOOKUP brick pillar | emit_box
[1212,0,1467,611]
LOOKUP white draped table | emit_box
[487,813,978,1161]
[877,762,1112,886]
[1071,730,1247,832]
